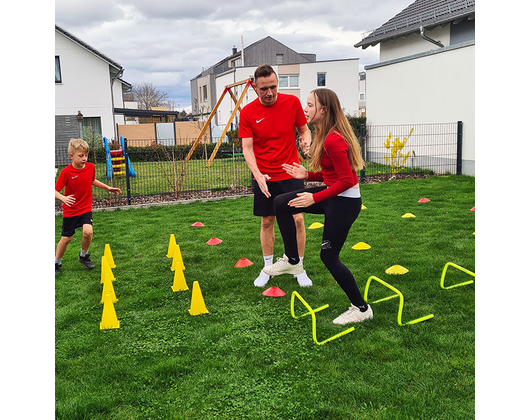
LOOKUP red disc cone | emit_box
[206,237,222,245]
[192,222,205,227]
[418,197,430,203]
[470,206,475,212]
[262,286,286,297]
[234,258,253,267]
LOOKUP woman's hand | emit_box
[282,162,308,180]
[288,192,314,208]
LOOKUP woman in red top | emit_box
[263,88,373,325]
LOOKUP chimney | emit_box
[232,45,237,55]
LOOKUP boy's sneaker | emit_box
[332,304,373,325]
[263,254,303,276]
[78,254,95,270]
[55,263,61,274]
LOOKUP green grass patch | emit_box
[56,175,475,419]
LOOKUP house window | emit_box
[55,56,62,83]
[232,58,241,68]
[203,85,208,102]
[360,93,365,100]
[276,54,284,64]
[278,75,299,88]
[317,73,326,86]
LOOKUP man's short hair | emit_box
[254,64,277,81]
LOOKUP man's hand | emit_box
[256,173,271,198]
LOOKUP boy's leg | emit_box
[56,236,72,259]
[80,224,93,254]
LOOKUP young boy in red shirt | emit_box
[55,138,122,274]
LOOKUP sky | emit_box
[55,0,413,112]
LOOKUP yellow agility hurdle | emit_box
[440,262,475,289]
[363,276,434,326]
[290,292,355,345]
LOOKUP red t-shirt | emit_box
[307,131,359,203]
[55,163,96,217]
[239,93,307,181]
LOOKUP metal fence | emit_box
[54,122,462,211]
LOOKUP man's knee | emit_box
[293,213,305,229]
[261,215,276,230]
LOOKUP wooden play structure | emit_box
[185,78,257,167]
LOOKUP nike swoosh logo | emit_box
[256,118,265,123]
[71,176,79,179]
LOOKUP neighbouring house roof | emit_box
[55,24,124,72]
[354,0,475,49]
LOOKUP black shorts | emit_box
[252,178,305,216]
[61,212,93,237]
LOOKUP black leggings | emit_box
[273,186,367,308]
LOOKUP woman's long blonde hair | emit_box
[308,88,364,172]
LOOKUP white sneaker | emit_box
[294,270,313,287]
[263,254,304,276]
[332,304,373,325]
[253,270,271,287]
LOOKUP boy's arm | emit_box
[55,189,75,207]
[92,179,122,194]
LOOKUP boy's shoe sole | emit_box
[55,263,61,274]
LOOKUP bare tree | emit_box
[131,82,170,110]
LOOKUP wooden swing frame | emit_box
[185,78,257,167]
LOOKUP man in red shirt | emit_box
[55,139,121,274]
[239,64,313,288]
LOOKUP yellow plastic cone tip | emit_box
[104,244,116,268]
[352,242,371,250]
[308,222,324,229]
[385,265,409,275]
[361,204,367,209]
[401,213,416,218]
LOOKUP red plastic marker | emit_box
[206,238,222,245]
[234,258,253,267]
[262,286,286,297]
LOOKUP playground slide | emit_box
[103,136,136,179]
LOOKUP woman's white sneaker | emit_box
[262,254,304,276]
[332,304,373,325]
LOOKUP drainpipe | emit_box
[420,26,444,48]
[110,68,124,142]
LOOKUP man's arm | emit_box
[297,124,311,155]
[242,137,271,198]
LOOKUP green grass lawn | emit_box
[55,175,475,419]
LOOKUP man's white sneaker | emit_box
[332,304,373,325]
[262,254,304,276]
[294,270,313,287]
[253,270,271,287]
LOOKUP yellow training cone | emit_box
[352,242,371,250]
[189,281,209,316]
[104,244,116,268]
[101,256,115,282]
[100,273,117,304]
[308,222,324,229]
[170,244,185,271]
[100,293,120,330]
[361,204,367,210]
[385,265,409,275]
[401,213,416,218]
[171,261,189,292]
[166,234,177,258]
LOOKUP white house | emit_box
[209,59,360,135]
[355,0,475,176]
[55,25,131,165]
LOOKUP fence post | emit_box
[123,137,131,205]
[360,124,366,183]
[456,121,463,175]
